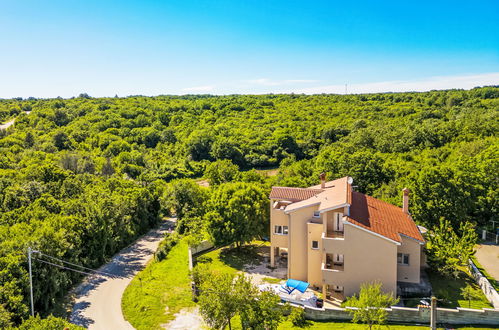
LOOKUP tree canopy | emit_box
[0,87,497,326]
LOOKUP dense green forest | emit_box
[0,87,497,327]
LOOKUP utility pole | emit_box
[430,296,437,330]
[28,247,34,317]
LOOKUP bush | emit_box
[154,232,180,261]
[289,307,309,327]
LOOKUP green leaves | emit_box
[196,269,284,330]
[426,218,477,277]
[346,282,398,329]
[206,182,269,248]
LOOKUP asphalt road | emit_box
[70,220,173,329]
[475,244,499,281]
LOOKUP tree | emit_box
[162,179,208,220]
[16,315,84,330]
[195,268,283,330]
[101,157,115,177]
[426,218,477,277]
[346,282,398,330]
[204,159,240,186]
[198,272,239,330]
[53,131,72,150]
[235,274,283,330]
[207,182,269,248]
[460,285,483,308]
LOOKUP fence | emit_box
[480,228,499,245]
[469,259,499,309]
[303,305,499,326]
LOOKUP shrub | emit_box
[289,307,309,327]
[154,232,180,261]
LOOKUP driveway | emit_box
[70,219,174,329]
[475,244,499,280]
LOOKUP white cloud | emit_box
[181,85,215,93]
[245,78,317,86]
[293,72,499,94]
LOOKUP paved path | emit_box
[70,220,174,329]
[476,244,499,280]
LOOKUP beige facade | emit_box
[270,177,424,300]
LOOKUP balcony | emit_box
[322,262,347,287]
[324,253,344,271]
[326,230,344,238]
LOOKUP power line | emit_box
[34,251,116,278]
[34,258,104,277]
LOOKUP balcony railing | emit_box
[324,262,344,271]
[326,230,344,238]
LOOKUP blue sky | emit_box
[0,0,498,97]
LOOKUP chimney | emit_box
[402,188,410,214]
[319,172,326,189]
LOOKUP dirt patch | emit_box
[243,262,287,285]
[196,179,209,187]
[163,307,204,330]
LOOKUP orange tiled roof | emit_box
[346,191,424,243]
[269,187,323,201]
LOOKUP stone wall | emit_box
[188,240,214,270]
[469,259,499,309]
[303,305,499,326]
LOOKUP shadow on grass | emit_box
[427,268,488,308]
[218,245,265,270]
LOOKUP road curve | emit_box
[70,220,173,329]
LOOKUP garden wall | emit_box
[469,259,499,309]
[188,240,214,270]
[303,305,499,326]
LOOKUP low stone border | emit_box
[469,259,499,309]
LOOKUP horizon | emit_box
[1,0,498,98]
[2,80,499,101]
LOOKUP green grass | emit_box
[229,316,496,329]
[427,267,492,309]
[121,239,195,330]
[263,276,283,284]
[196,243,265,274]
[471,256,499,292]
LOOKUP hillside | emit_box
[0,87,498,326]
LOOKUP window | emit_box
[313,211,320,217]
[274,225,288,235]
[397,253,410,265]
[311,240,319,249]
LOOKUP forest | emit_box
[0,87,497,327]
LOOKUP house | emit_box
[269,175,425,301]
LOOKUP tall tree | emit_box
[207,182,269,248]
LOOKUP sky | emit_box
[0,0,498,98]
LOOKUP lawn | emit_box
[121,239,195,330]
[426,267,492,309]
[195,241,267,274]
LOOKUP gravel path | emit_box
[0,111,30,130]
[70,220,173,329]
[0,119,16,130]
[475,244,499,280]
